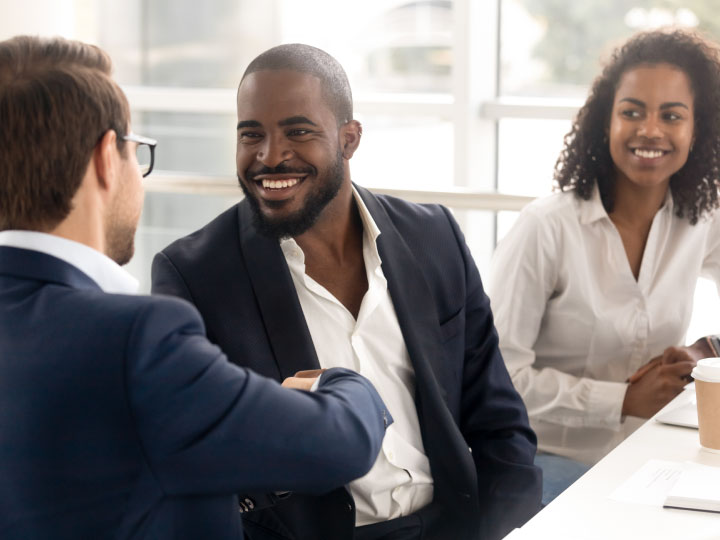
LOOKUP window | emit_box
[3,0,718,340]
[497,0,720,340]
[496,0,720,200]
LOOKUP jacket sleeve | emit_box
[124,296,391,496]
[441,207,542,539]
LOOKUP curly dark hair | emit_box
[554,29,720,224]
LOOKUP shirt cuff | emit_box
[586,380,629,428]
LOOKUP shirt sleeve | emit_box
[488,205,628,430]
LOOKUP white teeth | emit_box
[633,149,664,159]
[262,178,300,189]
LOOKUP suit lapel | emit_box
[355,187,449,402]
[236,202,321,380]
[356,187,478,498]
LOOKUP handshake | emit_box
[281,368,327,391]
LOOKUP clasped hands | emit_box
[621,340,708,418]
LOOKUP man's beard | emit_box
[106,220,136,266]
[239,150,345,239]
[105,196,138,266]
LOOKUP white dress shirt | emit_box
[280,187,433,526]
[0,230,138,294]
[488,186,720,464]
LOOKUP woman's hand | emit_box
[627,338,712,383]
[622,346,696,418]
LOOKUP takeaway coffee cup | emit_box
[692,358,720,453]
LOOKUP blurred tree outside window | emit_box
[502,0,720,97]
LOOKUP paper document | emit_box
[664,465,720,513]
[609,460,691,506]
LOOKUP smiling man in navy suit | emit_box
[152,44,542,540]
[0,36,392,540]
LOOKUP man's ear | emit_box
[340,120,362,160]
[92,129,119,192]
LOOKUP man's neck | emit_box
[51,201,107,256]
[294,181,368,318]
[294,180,363,265]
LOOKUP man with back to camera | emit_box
[0,35,393,540]
[152,44,542,540]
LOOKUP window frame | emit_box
[124,0,585,245]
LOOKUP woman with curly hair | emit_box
[488,28,720,503]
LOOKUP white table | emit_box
[510,390,720,540]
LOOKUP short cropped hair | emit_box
[240,43,353,125]
[555,29,720,224]
[0,35,130,231]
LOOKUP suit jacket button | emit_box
[346,503,353,512]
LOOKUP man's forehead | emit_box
[238,69,323,98]
[237,69,333,120]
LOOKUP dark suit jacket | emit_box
[0,246,390,539]
[152,185,542,540]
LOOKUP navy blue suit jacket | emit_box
[152,186,542,540]
[0,245,390,539]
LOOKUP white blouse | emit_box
[488,186,720,464]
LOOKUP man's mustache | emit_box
[246,163,316,181]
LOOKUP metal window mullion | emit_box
[123,91,586,123]
[143,173,534,212]
[481,97,583,120]
[452,0,498,192]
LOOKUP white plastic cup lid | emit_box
[692,358,720,383]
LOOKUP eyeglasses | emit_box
[122,133,157,177]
